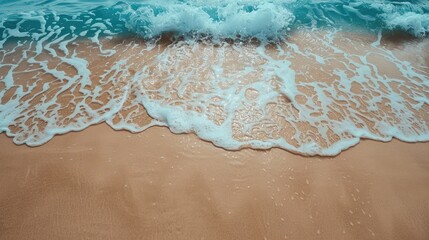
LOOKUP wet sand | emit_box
[2,31,429,153]
[0,124,428,240]
[1,30,429,239]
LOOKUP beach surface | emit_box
[1,124,428,240]
[1,18,429,239]
[2,0,429,239]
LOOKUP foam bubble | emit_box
[383,12,429,37]
[117,1,295,40]
[1,1,429,156]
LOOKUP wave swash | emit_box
[1,0,429,155]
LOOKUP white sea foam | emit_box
[118,1,295,40]
[1,1,429,155]
[383,12,429,37]
[132,33,429,155]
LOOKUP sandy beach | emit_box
[1,124,428,240]
[1,20,429,240]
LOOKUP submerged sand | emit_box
[0,124,429,240]
[2,30,429,154]
[1,30,429,239]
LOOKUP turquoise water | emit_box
[1,0,429,41]
[1,0,429,155]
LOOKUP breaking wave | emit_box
[1,0,429,155]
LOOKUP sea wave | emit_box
[1,0,429,156]
[1,0,429,41]
[117,1,295,40]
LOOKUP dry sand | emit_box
[0,124,428,240]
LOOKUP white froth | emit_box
[383,12,429,37]
[0,7,429,155]
[118,1,294,40]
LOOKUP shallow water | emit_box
[1,1,429,155]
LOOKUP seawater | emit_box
[1,0,429,155]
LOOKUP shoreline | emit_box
[4,121,429,157]
[1,30,428,155]
[1,27,429,239]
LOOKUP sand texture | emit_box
[2,31,429,155]
[1,124,429,240]
[1,29,429,239]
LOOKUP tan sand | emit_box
[2,31,429,151]
[1,30,429,240]
[0,124,428,240]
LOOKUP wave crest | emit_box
[117,1,294,40]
